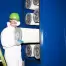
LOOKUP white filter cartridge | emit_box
[26,44,40,59]
[26,45,35,57]
[21,28,40,43]
[25,13,39,25]
[25,0,39,10]
[34,44,40,59]
[33,0,39,6]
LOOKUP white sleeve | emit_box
[1,28,15,49]
[1,28,7,49]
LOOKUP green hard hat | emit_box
[9,13,20,21]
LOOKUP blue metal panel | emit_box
[63,0,66,66]
[40,0,66,66]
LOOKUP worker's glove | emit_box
[17,40,24,44]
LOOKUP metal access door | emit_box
[40,0,66,66]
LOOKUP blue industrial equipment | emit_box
[0,0,66,66]
[40,0,66,66]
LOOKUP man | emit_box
[1,13,23,66]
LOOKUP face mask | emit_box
[16,21,20,26]
[11,24,17,27]
[7,21,20,27]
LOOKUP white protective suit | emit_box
[1,22,22,66]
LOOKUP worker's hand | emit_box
[17,40,24,44]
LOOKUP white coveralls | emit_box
[1,22,22,66]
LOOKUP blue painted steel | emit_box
[40,0,66,66]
